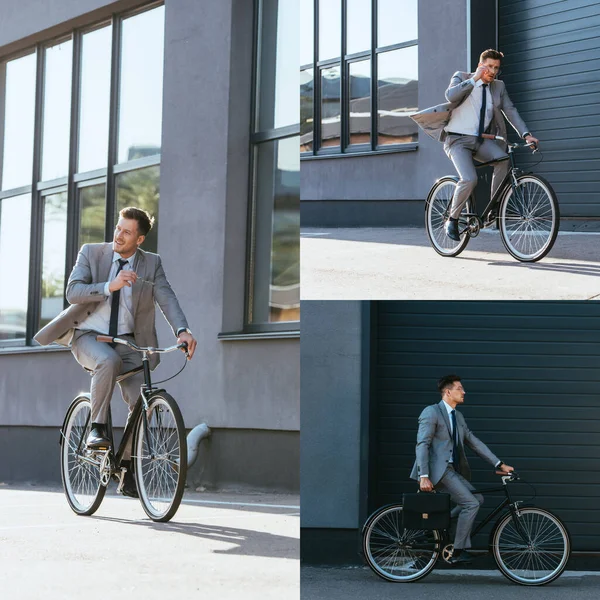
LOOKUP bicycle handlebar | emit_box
[496,470,520,483]
[481,133,538,153]
[96,335,188,356]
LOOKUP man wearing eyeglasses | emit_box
[411,49,539,241]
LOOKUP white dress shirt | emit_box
[77,251,136,335]
[445,78,493,136]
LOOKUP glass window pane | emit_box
[1,53,36,191]
[79,184,106,246]
[78,25,112,173]
[252,137,299,324]
[41,39,73,182]
[378,0,417,48]
[116,166,160,253]
[258,0,300,131]
[118,6,165,164]
[319,0,341,61]
[0,194,31,339]
[377,47,418,146]
[40,191,68,329]
[320,65,341,149]
[300,0,314,66]
[349,59,370,146]
[346,0,371,55]
[300,68,314,152]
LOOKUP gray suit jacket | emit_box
[411,71,529,148]
[410,400,500,485]
[34,242,188,369]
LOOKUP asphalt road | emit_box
[301,566,600,599]
[0,484,299,600]
[301,228,600,300]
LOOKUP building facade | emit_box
[0,0,300,491]
[301,0,600,227]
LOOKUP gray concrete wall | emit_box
[301,0,469,226]
[300,301,364,529]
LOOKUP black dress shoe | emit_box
[86,424,110,449]
[120,464,139,498]
[445,218,461,241]
[448,550,474,565]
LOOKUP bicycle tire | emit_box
[362,504,441,582]
[491,507,571,586]
[498,174,560,262]
[133,391,187,522]
[425,176,473,258]
[60,395,106,516]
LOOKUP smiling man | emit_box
[35,206,197,497]
[410,374,514,565]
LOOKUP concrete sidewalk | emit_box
[0,484,299,600]
[301,228,600,300]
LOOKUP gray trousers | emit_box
[444,134,510,219]
[435,466,484,550]
[71,330,144,459]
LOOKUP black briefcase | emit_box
[402,491,451,530]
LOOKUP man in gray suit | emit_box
[411,49,539,241]
[411,374,514,564]
[35,207,197,497]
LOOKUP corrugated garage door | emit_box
[499,0,600,218]
[373,301,600,550]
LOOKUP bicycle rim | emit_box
[134,393,187,522]
[499,176,559,262]
[425,178,471,257]
[492,508,570,585]
[363,505,440,582]
[60,397,106,515]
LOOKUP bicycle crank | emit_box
[442,543,455,563]
[99,451,113,487]
[467,216,482,238]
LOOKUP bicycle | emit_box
[59,334,189,522]
[362,471,571,586]
[425,134,560,262]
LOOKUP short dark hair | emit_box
[480,49,504,63]
[119,206,154,237]
[438,374,461,394]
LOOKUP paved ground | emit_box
[301,228,600,300]
[0,484,299,600]
[302,566,600,599]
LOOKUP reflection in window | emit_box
[1,53,36,191]
[41,40,73,182]
[79,184,106,246]
[349,60,371,145]
[40,191,68,328]
[116,166,160,253]
[319,0,341,61]
[321,66,341,148]
[118,6,165,164]
[252,137,299,323]
[300,0,314,66]
[0,195,31,339]
[346,0,371,55]
[78,26,112,174]
[378,0,418,48]
[377,47,418,146]
[300,69,314,152]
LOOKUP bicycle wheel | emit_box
[498,175,559,262]
[133,392,187,522]
[425,176,473,257]
[60,395,106,516]
[362,504,441,582]
[492,507,571,586]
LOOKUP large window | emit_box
[248,0,300,328]
[0,3,165,347]
[301,0,418,155]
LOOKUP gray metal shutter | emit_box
[499,0,600,218]
[373,301,600,551]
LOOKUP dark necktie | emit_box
[450,409,460,472]
[478,84,488,139]
[108,259,128,343]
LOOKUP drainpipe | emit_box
[187,422,211,468]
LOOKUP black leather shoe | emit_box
[448,550,474,565]
[86,424,110,449]
[445,218,461,241]
[121,465,139,498]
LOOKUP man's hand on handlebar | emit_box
[499,464,515,474]
[177,331,197,360]
[524,134,539,150]
[419,477,434,492]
